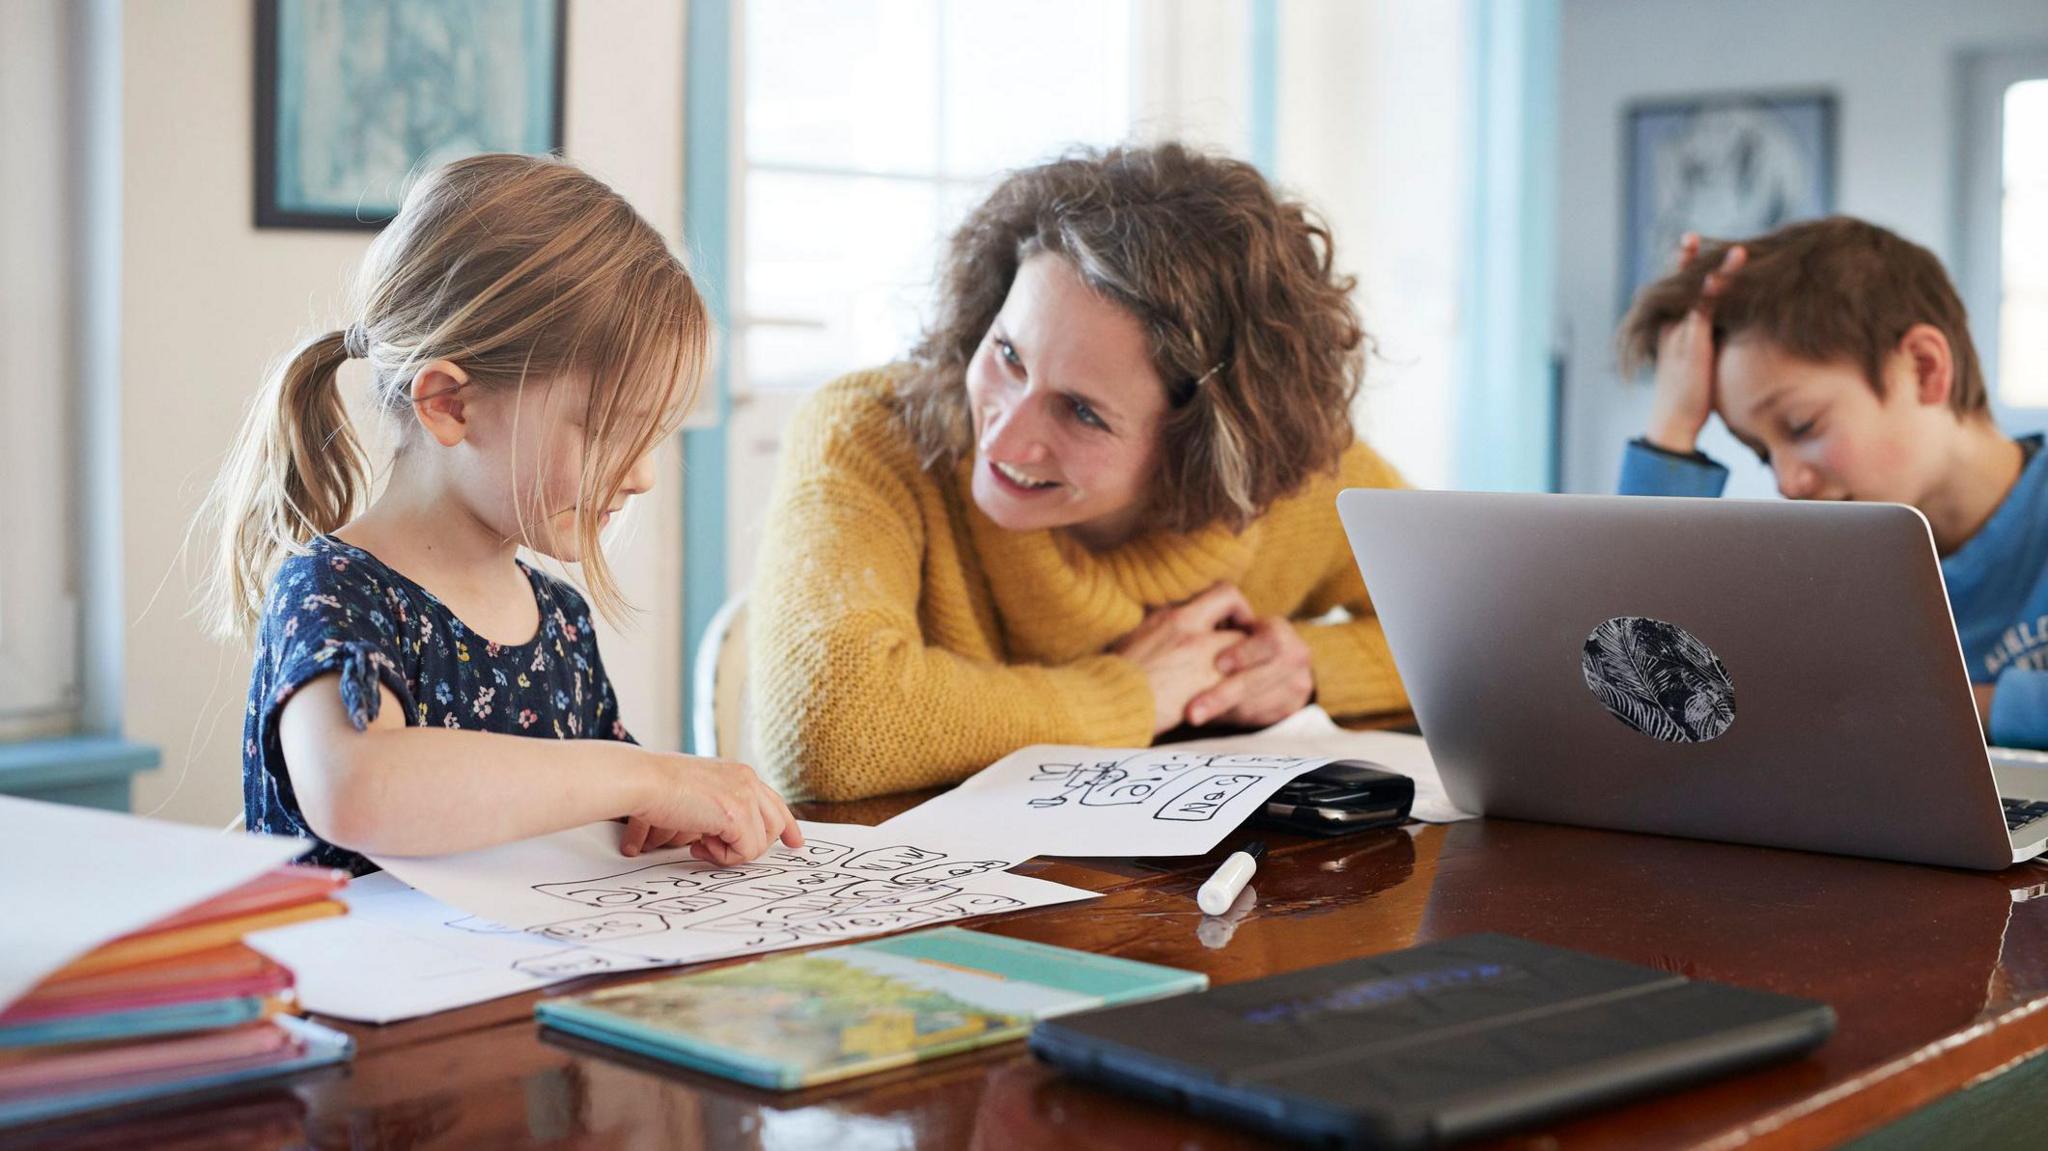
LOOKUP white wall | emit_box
[121,0,690,827]
[1131,0,1254,154]
[1277,1,1470,490]
[1557,0,2048,496]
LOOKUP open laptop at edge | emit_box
[1335,489,2048,871]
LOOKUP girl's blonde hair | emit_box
[201,152,707,639]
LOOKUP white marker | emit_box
[1196,841,1267,917]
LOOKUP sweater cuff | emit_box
[1046,654,1157,748]
[1618,438,1729,498]
[1990,669,2048,751]
[1301,618,1410,719]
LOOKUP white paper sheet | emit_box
[1167,707,1475,824]
[246,871,668,1023]
[366,821,1095,972]
[0,796,308,1012]
[878,743,1334,858]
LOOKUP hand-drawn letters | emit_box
[879,746,1331,859]
[524,839,1026,947]
[1022,753,1314,822]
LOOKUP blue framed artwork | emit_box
[255,0,567,230]
[1621,91,1835,311]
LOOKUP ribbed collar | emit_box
[957,459,1261,663]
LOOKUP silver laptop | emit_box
[1336,489,2048,870]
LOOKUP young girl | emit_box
[201,153,801,875]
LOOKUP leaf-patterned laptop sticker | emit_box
[1581,617,1736,744]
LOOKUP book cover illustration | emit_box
[551,948,1044,1086]
[539,928,1207,1088]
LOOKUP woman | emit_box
[750,143,1409,802]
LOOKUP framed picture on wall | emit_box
[1621,91,1836,312]
[254,0,567,230]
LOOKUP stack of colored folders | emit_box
[0,865,357,1128]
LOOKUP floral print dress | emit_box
[242,537,631,874]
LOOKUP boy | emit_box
[1616,217,2047,750]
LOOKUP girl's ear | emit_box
[410,360,473,446]
[1898,323,1954,410]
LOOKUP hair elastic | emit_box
[341,324,370,360]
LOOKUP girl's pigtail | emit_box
[200,329,369,639]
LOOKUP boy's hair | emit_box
[894,142,1370,535]
[1618,216,1986,414]
[201,153,708,639]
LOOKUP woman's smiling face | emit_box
[964,253,1171,549]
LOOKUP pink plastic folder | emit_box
[0,1020,300,1100]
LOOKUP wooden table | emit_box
[18,794,2048,1150]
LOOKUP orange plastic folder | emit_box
[49,900,345,981]
[1,945,293,1024]
[145,866,348,934]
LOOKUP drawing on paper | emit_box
[1022,753,1315,822]
[509,950,632,980]
[256,827,1098,1025]
[526,839,1022,951]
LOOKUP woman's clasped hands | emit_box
[1112,583,1315,735]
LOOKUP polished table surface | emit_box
[17,791,2048,1150]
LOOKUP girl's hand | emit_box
[630,754,803,863]
[618,819,699,858]
[1974,682,1998,734]
[1646,234,1746,455]
[1187,615,1314,729]
[1113,584,1255,735]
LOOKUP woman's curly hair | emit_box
[891,142,1370,535]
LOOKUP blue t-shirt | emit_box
[242,537,632,874]
[1618,435,2048,749]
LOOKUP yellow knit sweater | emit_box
[748,368,1411,801]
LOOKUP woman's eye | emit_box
[1787,418,1817,440]
[994,337,1022,369]
[1069,398,1107,430]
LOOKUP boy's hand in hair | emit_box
[1647,234,1747,456]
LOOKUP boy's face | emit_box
[1715,335,1957,507]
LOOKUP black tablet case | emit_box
[1029,933,1833,1149]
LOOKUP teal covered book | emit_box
[535,927,1206,1089]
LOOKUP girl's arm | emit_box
[276,675,799,861]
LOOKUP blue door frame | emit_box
[681,0,732,752]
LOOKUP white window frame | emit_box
[715,0,1168,604]
[727,0,1156,404]
[1958,46,2048,428]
